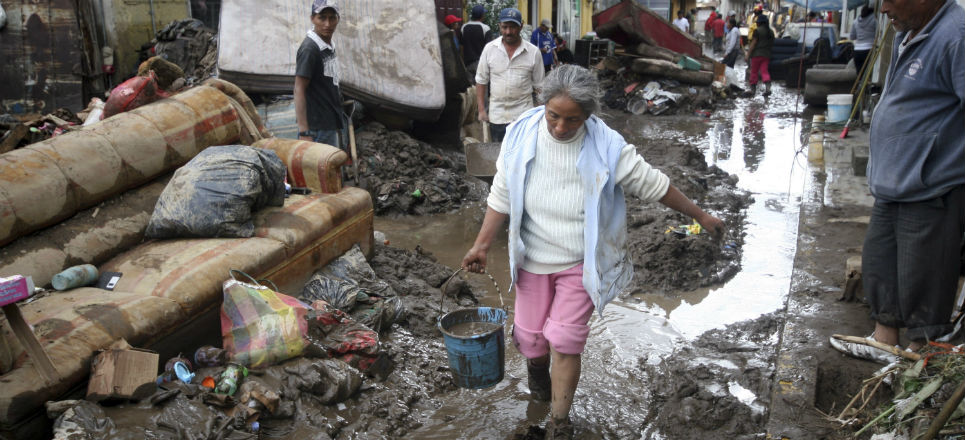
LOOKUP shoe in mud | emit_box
[829,334,901,364]
[545,417,574,439]
[527,361,551,401]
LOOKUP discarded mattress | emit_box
[217,0,446,121]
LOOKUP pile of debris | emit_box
[0,109,84,153]
[48,244,481,439]
[829,342,965,439]
[353,122,489,217]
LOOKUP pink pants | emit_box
[512,264,595,359]
[749,56,771,85]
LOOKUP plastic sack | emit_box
[725,66,742,88]
[103,71,169,119]
[146,146,286,239]
[221,277,310,369]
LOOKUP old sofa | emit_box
[0,80,373,438]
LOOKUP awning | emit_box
[782,0,866,11]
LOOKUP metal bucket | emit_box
[437,269,507,389]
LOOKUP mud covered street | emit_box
[48,79,867,440]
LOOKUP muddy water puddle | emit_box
[376,87,812,438]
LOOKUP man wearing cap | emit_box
[462,5,491,76]
[530,18,558,73]
[444,14,463,55]
[475,7,544,142]
[294,0,346,150]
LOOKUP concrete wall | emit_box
[102,0,190,83]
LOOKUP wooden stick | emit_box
[2,304,58,384]
[831,334,922,361]
[921,379,965,440]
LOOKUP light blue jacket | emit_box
[501,106,633,315]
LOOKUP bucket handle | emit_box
[438,268,503,315]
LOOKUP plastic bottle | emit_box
[83,98,105,126]
[51,264,99,291]
[215,362,248,395]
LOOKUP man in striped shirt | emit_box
[475,8,544,142]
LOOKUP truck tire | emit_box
[803,66,857,105]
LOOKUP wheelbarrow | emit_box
[464,121,501,178]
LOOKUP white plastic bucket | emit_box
[827,94,853,123]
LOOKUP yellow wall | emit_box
[106,0,190,83]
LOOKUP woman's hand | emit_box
[697,213,726,238]
[462,245,488,273]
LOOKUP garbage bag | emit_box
[303,301,394,379]
[221,279,310,369]
[283,357,362,404]
[300,276,360,311]
[103,71,170,118]
[350,295,405,333]
[146,146,286,239]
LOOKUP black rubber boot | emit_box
[743,83,757,98]
[763,81,772,97]
[527,359,551,401]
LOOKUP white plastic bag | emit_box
[724,66,742,88]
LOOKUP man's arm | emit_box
[476,83,489,122]
[294,76,312,141]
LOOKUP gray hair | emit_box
[537,64,603,117]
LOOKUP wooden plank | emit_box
[2,304,59,384]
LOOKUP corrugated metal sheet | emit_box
[0,0,85,114]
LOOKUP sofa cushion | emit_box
[0,288,184,425]
[102,237,288,316]
[253,187,372,253]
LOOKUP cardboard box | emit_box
[0,275,33,307]
[86,339,159,402]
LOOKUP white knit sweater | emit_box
[488,117,671,274]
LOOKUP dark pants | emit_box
[544,64,552,73]
[309,126,349,151]
[723,50,739,68]
[489,123,508,142]
[863,185,965,341]
[713,36,723,52]
[853,50,871,74]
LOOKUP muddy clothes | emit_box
[296,36,344,131]
[749,26,774,58]
[475,39,544,125]
[462,21,490,66]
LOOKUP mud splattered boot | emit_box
[743,83,757,98]
[762,81,772,97]
[527,359,551,401]
[545,417,574,439]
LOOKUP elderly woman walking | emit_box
[461,65,725,438]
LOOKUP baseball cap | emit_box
[754,5,764,11]
[728,10,737,16]
[471,5,485,19]
[444,15,462,26]
[499,8,522,26]
[540,18,551,27]
[312,0,338,15]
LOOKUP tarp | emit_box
[781,0,866,11]
[217,0,446,121]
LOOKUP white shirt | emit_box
[724,26,741,54]
[475,38,545,124]
[674,17,690,33]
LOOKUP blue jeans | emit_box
[307,126,348,151]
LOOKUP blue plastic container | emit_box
[438,307,507,389]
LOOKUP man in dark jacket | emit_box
[462,5,490,78]
[830,0,965,363]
